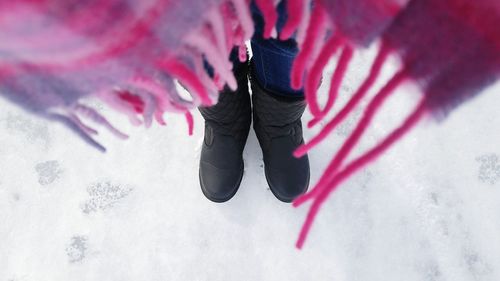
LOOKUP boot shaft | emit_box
[250,71,306,150]
[199,61,251,145]
[249,64,310,203]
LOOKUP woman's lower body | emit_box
[198,1,310,202]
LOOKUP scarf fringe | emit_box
[35,0,256,147]
[1,0,499,250]
[273,0,499,248]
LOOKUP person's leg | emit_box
[250,1,303,97]
[198,49,251,202]
[250,0,310,203]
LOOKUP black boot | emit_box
[198,62,251,202]
[250,70,310,203]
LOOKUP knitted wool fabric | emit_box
[0,0,253,150]
[1,0,498,248]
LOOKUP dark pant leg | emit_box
[250,0,304,97]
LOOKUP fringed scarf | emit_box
[1,0,499,248]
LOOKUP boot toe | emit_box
[199,161,244,203]
[264,156,310,203]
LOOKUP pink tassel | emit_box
[191,53,218,101]
[295,97,427,249]
[221,3,236,51]
[294,69,407,207]
[294,43,391,158]
[254,0,278,39]
[213,72,226,91]
[128,77,182,126]
[184,26,237,91]
[98,90,143,126]
[232,26,248,63]
[295,1,311,45]
[159,57,212,106]
[116,90,145,114]
[185,111,194,136]
[231,0,255,39]
[304,33,345,119]
[309,45,354,125]
[290,3,328,90]
[280,0,306,40]
[208,8,230,63]
[239,43,248,62]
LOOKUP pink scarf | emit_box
[1,0,499,248]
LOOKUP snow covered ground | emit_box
[1,46,500,281]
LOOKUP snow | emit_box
[1,45,500,281]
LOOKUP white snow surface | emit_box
[1,45,500,281]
